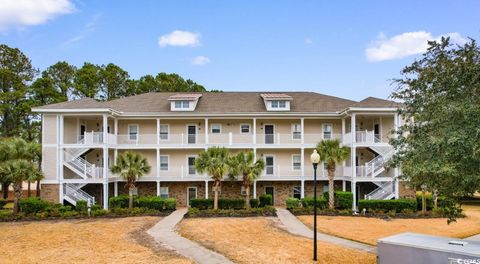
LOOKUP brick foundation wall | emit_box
[40,184,60,203]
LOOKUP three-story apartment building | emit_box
[33,92,414,209]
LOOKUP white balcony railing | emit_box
[343,131,388,144]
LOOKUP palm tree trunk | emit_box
[213,181,219,210]
[27,182,31,197]
[2,182,9,199]
[328,173,335,209]
[245,184,251,209]
[13,182,22,214]
[128,186,134,209]
[36,180,40,197]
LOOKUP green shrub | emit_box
[323,191,353,209]
[250,198,259,208]
[286,197,300,209]
[76,200,88,213]
[109,195,131,208]
[58,205,72,213]
[92,209,108,217]
[259,194,273,207]
[164,198,176,210]
[416,193,433,211]
[358,199,417,213]
[190,199,213,210]
[218,198,245,209]
[136,196,165,211]
[0,199,7,209]
[301,197,327,209]
[19,197,52,214]
[91,204,101,211]
[60,210,79,218]
[187,206,276,217]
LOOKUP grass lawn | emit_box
[178,217,376,264]
[0,216,192,264]
[298,205,480,246]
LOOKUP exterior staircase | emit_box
[365,181,395,200]
[363,147,395,178]
[62,137,102,206]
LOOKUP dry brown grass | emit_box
[298,205,480,246]
[178,217,376,264]
[0,216,193,264]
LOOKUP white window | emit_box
[174,100,190,109]
[159,187,169,199]
[240,124,250,134]
[160,155,169,171]
[265,156,274,175]
[159,124,169,140]
[271,100,286,108]
[323,123,332,139]
[128,124,138,141]
[292,155,301,170]
[211,124,222,134]
[292,124,301,139]
[293,186,301,199]
[188,156,196,175]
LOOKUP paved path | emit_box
[466,233,480,241]
[276,208,377,254]
[147,209,234,264]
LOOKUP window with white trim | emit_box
[240,124,250,134]
[188,156,196,175]
[160,155,169,171]
[128,124,138,141]
[174,100,190,109]
[241,186,246,195]
[293,186,301,199]
[159,187,169,199]
[159,124,169,140]
[211,124,222,134]
[292,155,301,170]
[271,100,287,108]
[322,123,332,139]
[292,123,301,139]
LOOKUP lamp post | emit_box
[310,149,320,261]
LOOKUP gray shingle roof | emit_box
[33,92,398,113]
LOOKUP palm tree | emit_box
[316,139,350,209]
[1,160,42,214]
[110,151,151,209]
[0,138,41,213]
[228,151,265,208]
[195,147,230,210]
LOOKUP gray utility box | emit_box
[378,232,480,264]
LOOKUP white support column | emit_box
[205,180,209,199]
[156,148,160,178]
[342,180,346,191]
[351,113,356,179]
[102,114,109,210]
[253,180,257,199]
[114,182,118,196]
[59,114,64,145]
[156,118,160,145]
[156,181,160,196]
[341,118,345,142]
[253,118,256,145]
[114,149,118,165]
[114,118,118,145]
[205,118,209,144]
[301,147,305,179]
[351,181,357,211]
[394,113,400,199]
[301,180,305,198]
[300,118,304,145]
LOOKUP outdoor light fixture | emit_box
[310,149,320,261]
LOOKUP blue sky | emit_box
[1,0,479,101]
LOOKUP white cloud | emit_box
[304,37,313,45]
[158,30,201,47]
[192,56,210,65]
[366,31,468,62]
[0,0,75,32]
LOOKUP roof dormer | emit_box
[168,94,202,111]
[260,93,292,111]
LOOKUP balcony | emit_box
[343,131,388,144]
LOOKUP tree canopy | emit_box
[0,44,213,142]
[390,37,480,222]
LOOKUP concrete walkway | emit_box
[147,209,234,264]
[276,208,377,254]
[466,233,480,241]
